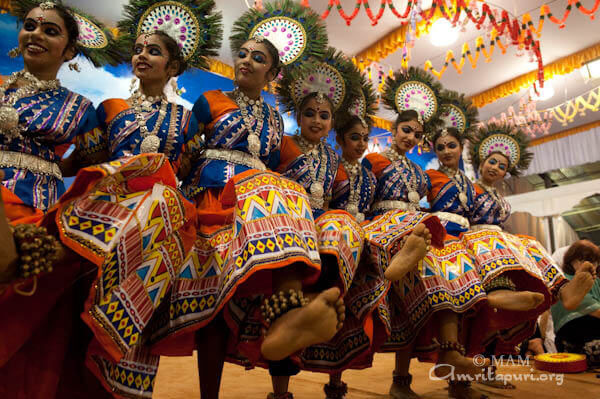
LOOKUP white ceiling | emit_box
[66,0,600,136]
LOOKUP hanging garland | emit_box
[300,0,600,28]
[547,85,600,126]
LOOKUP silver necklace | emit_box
[0,70,60,141]
[233,89,263,158]
[341,158,365,222]
[382,146,421,207]
[295,135,327,209]
[130,89,169,153]
[439,165,469,208]
[477,180,508,219]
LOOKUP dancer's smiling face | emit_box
[132,33,179,86]
[434,134,462,170]
[19,7,76,77]
[298,96,334,144]
[394,119,423,154]
[337,120,369,163]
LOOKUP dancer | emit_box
[464,123,595,356]
[36,1,223,397]
[363,68,489,399]
[424,93,494,398]
[151,3,345,398]
[264,48,383,399]
[0,1,122,398]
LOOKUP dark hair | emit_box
[336,115,370,142]
[259,38,281,79]
[149,31,188,76]
[392,109,421,131]
[298,92,335,115]
[25,3,79,57]
[562,239,600,275]
[432,127,462,147]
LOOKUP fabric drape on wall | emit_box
[525,126,600,176]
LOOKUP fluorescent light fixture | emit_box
[530,82,554,101]
[429,19,458,47]
[580,58,600,82]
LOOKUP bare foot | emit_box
[487,290,545,312]
[435,350,489,380]
[0,176,18,283]
[384,223,432,282]
[261,287,345,361]
[390,382,420,399]
[560,261,595,310]
[448,381,489,399]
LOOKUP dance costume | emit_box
[0,3,123,398]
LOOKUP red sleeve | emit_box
[277,135,303,173]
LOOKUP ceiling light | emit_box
[530,82,554,102]
[429,18,458,47]
[580,58,600,82]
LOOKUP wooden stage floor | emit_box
[154,353,600,398]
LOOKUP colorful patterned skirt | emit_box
[293,211,390,372]
[222,210,388,373]
[364,210,486,352]
[461,226,563,355]
[46,154,196,398]
[152,169,322,358]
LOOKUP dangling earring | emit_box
[268,81,274,94]
[335,143,340,150]
[130,77,138,94]
[68,62,80,72]
[8,47,21,58]
[295,127,300,136]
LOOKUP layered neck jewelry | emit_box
[0,70,60,141]
[233,88,264,158]
[341,158,365,222]
[477,179,508,220]
[294,134,327,209]
[130,89,169,153]
[383,145,421,208]
[439,165,469,208]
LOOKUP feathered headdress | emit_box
[230,0,327,77]
[10,0,125,66]
[277,46,362,115]
[433,89,479,143]
[116,0,223,70]
[469,122,533,176]
[382,66,444,134]
[334,63,378,131]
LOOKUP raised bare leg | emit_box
[487,289,545,312]
[260,286,345,361]
[384,224,432,282]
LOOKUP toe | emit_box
[321,287,341,304]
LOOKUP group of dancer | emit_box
[0,1,597,399]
